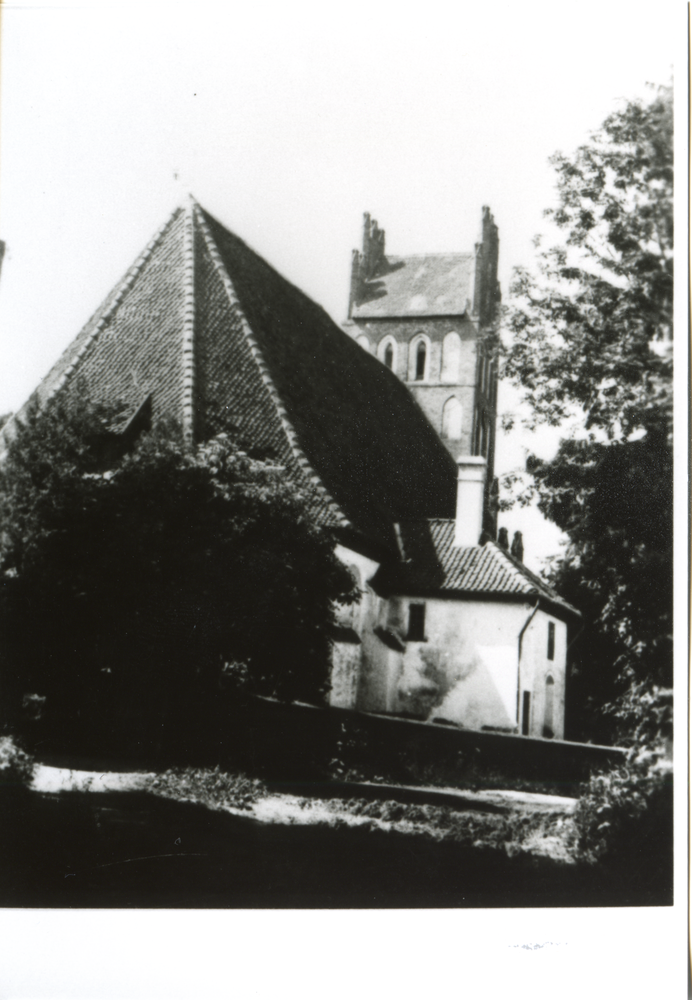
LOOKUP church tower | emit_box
[344,207,501,535]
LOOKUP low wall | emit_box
[231,696,626,793]
[22,691,626,794]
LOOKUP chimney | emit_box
[454,456,487,547]
[510,531,524,562]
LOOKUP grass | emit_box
[140,764,579,863]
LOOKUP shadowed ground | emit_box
[0,786,671,909]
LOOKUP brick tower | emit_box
[344,207,500,534]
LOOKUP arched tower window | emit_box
[415,341,426,380]
[377,336,397,371]
[441,332,461,383]
[356,335,372,353]
[441,397,463,440]
[407,334,431,382]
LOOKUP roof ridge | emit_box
[192,204,349,528]
[487,540,571,604]
[181,202,196,444]
[386,252,475,260]
[47,208,185,406]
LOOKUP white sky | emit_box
[0,0,679,568]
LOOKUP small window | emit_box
[547,621,555,660]
[384,343,394,369]
[543,675,555,739]
[407,603,426,641]
[521,691,531,736]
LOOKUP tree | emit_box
[0,394,357,751]
[502,85,673,743]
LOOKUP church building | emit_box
[1,199,578,740]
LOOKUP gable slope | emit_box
[1,200,459,551]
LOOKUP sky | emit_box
[0,0,679,569]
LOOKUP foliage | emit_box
[572,650,671,887]
[502,85,673,742]
[574,750,672,888]
[145,766,266,811]
[0,735,35,788]
[144,762,572,860]
[0,394,357,746]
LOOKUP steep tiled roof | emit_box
[1,199,458,551]
[375,520,580,620]
[351,253,474,319]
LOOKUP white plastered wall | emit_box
[356,595,568,737]
[518,609,567,739]
[329,544,380,710]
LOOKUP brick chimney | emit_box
[454,456,487,547]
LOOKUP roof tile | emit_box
[352,253,474,318]
[375,520,579,619]
[2,201,459,550]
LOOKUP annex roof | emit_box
[375,519,580,620]
[1,199,458,552]
[351,253,475,319]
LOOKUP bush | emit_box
[574,736,672,905]
[0,397,358,749]
[144,766,266,812]
[574,678,673,897]
[0,735,35,789]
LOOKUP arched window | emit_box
[415,341,427,380]
[441,397,463,440]
[377,336,397,371]
[408,334,431,382]
[543,675,555,739]
[441,332,461,383]
[356,335,372,353]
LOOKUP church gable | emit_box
[62,207,189,425]
[3,200,459,553]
